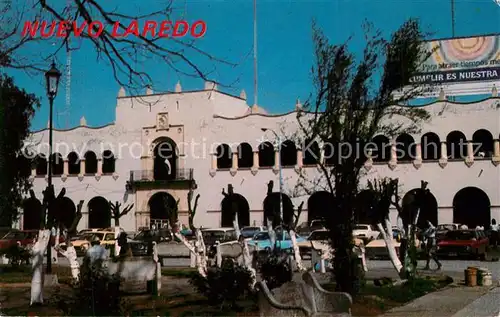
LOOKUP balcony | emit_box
[127,168,196,190]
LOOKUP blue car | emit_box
[247,231,306,250]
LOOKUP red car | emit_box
[0,229,65,250]
[436,229,488,260]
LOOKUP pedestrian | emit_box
[85,235,108,265]
[423,220,442,270]
[490,219,499,248]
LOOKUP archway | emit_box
[67,152,80,175]
[354,190,376,224]
[280,140,297,167]
[220,193,250,228]
[84,151,97,174]
[88,196,111,228]
[35,155,47,176]
[51,153,64,175]
[307,191,334,223]
[216,144,232,169]
[154,138,178,180]
[102,150,116,173]
[421,132,441,161]
[402,188,438,229]
[148,192,177,221]
[453,187,490,228]
[23,198,42,230]
[53,197,76,229]
[370,135,391,162]
[237,143,253,168]
[263,193,294,227]
[446,130,467,160]
[396,133,415,162]
[302,139,320,165]
[472,129,493,158]
[258,142,274,167]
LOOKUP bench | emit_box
[258,271,352,317]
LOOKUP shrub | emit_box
[0,244,30,267]
[189,259,254,309]
[51,258,131,316]
[259,250,292,290]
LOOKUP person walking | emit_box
[423,220,442,270]
[85,235,108,265]
[490,219,499,248]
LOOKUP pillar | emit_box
[232,152,238,169]
[493,140,500,158]
[467,141,474,159]
[415,143,422,161]
[211,153,217,170]
[296,149,303,168]
[80,159,86,175]
[440,142,448,160]
[63,158,69,175]
[253,151,259,168]
[274,149,280,170]
[31,166,36,177]
[97,158,103,175]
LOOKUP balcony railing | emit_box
[129,168,194,182]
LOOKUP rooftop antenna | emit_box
[253,0,258,107]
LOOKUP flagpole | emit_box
[253,0,258,107]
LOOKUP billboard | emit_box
[409,34,500,84]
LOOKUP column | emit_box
[319,143,325,165]
[274,150,280,170]
[494,140,500,157]
[31,166,36,177]
[467,141,474,159]
[415,143,422,161]
[80,159,86,175]
[97,158,103,175]
[253,151,259,168]
[296,149,303,168]
[63,158,69,175]
[211,153,217,170]
[232,152,238,169]
[440,142,448,160]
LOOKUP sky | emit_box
[6,0,500,131]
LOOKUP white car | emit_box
[353,224,379,241]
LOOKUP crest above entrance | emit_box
[157,112,169,131]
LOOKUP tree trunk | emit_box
[174,229,207,277]
[266,219,276,250]
[30,229,51,305]
[376,222,404,277]
[289,230,305,271]
[114,225,121,257]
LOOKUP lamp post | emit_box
[45,61,61,274]
[261,128,284,235]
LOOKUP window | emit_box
[354,225,369,230]
[445,231,475,240]
[308,231,329,241]
[104,234,115,241]
[253,232,270,241]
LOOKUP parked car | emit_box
[436,223,460,242]
[247,230,306,250]
[365,231,421,260]
[59,230,116,257]
[202,228,238,248]
[353,224,379,243]
[436,229,488,260]
[297,229,330,258]
[128,228,173,256]
[0,230,65,250]
[240,226,266,240]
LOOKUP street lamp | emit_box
[261,128,284,238]
[45,61,61,274]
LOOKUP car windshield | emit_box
[202,231,228,239]
[83,233,105,241]
[445,231,475,240]
[437,224,455,231]
[354,225,369,230]
[241,227,261,237]
[253,232,270,240]
[308,231,329,241]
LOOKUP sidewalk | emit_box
[379,284,495,317]
[452,286,500,317]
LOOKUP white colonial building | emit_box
[19,81,500,232]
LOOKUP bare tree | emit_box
[2,0,236,91]
[295,19,433,293]
[108,201,134,255]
